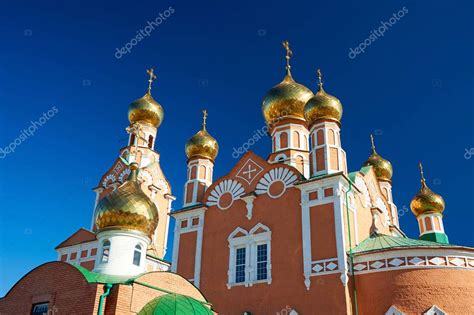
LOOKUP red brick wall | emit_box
[356,268,474,314]
[0,262,101,315]
[197,187,349,315]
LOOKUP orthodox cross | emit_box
[370,134,376,153]
[317,68,324,91]
[419,162,426,186]
[202,109,208,130]
[146,68,157,94]
[282,40,292,72]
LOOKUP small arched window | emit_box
[101,240,110,263]
[129,134,136,146]
[148,135,154,149]
[133,244,142,266]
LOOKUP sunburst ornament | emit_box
[256,167,298,198]
[102,174,116,188]
[355,176,371,208]
[207,179,245,210]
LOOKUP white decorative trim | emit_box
[352,248,474,275]
[255,167,298,198]
[227,224,272,288]
[385,305,405,315]
[102,174,116,188]
[235,159,264,185]
[241,194,257,220]
[207,179,245,210]
[355,176,371,208]
[424,305,446,315]
[118,168,131,183]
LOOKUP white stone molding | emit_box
[385,305,405,315]
[241,194,257,220]
[207,179,245,210]
[424,305,446,315]
[255,167,298,198]
[352,248,474,275]
[227,224,272,289]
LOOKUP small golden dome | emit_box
[363,135,393,182]
[95,163,159,238]
[410,162,445,217]
[304,69,343,127]
[185,110,219,161]
[262,41,313,128]
[128,68,164,128]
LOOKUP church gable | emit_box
[203,151,302,210]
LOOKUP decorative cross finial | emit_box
[317,68,324,91]
[370,134,376,153]
[419,161,426,186]
[282,40,292,74]
[202,109,208,130]
[146,68,157,94]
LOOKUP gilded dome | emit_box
[363,135,393,182]
[185,110,219,161]
[95,163,158,238]
[410,163,445,217]
[262,40,313,128]
[304,70,343,127]
[128,92,164,128]
[262,73,313,127]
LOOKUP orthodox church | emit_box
[1,42,473,315]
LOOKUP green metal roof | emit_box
[351,233,458,254]
[72,264,138,284]
[138,294,213,315]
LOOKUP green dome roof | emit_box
[139,294,213,315]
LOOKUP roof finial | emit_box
[282,40,292,76]
[317,68,324,92]
[202,109,208,131]
[146,68,157,94]
[419,161,427,188]
[370,134,376,153]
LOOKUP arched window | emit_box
[292,131,300,148]
[296,155,304,174]
[148,135,154,149]
[101,240,110,263]
[133,244,142,266]
[280,132,288,149]
[129,134,136,146]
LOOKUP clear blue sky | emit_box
[0,0,472,296]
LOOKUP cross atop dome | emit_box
[282,40,292,75]
[146,68,157,94]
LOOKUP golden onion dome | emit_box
[95,163,159,238]
[128,68,164,128]
[128,92,164,128]
[363,135,393,182]
[304,69,343,127]
[185,110,219,161]
[262,40,313,128]
[410,162,445,217]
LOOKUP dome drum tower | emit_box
[263,41,313,177]
[410,163,449,244]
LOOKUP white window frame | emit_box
[227,224,272,288]
[385,305,405,315]
[424,305,446,315]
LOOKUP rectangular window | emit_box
[256,244,268,280]
[31,302,48,315]
[235,247,246,283]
